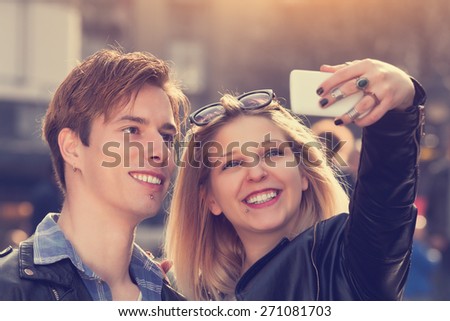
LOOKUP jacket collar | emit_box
[235,237,290,294]
[19,236,78,287]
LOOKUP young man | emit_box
[0,49,189,300]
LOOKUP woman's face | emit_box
[206,115,309,243]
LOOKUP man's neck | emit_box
[57,196,139,294]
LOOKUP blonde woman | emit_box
[165,59,426,300]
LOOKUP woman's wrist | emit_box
[392,78,426,112]
[404,78,427,112]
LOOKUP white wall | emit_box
[0,0,81,102]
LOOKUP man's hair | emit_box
[42,48,189,192]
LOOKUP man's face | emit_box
[78,84,177,223]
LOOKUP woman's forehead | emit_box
[213,116,285,143]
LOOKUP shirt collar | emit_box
[33,213,90,274]
[130,243,164,299]
[33,213,164,300]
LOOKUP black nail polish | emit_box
[334,119,343,126]
[316,87,324,95]
[319,98,328,107]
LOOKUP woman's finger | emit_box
[318,59,374,95]
[319,77,368,108]
[334,94,378,125]
[352,99,392,127]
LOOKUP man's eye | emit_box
[123,127,139,135]
[162,134,175,142]
[162,134,175,148]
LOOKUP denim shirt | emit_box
[33,213,163,300]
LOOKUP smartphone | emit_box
[289,70,363,117]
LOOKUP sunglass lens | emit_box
[240,92,272,109]
[193,104,224,125]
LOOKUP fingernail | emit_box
[319,98,328,107]
[334,119,343,126]
[316,87,324,95]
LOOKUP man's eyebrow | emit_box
[115,116,177,133]
[116,115,148,125]
[160,123,178,133]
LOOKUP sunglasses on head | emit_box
[189,89,275,126]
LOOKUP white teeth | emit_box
[131,173,162,185]
[246,191,278,205]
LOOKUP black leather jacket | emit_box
[235,87,426,300]
[0,236,184,301]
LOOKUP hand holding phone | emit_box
[290,70,363,117]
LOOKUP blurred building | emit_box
[1,0,450,255]
[0,0,81,248]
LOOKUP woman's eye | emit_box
[223,160,242,170]
[123,127,139,135]
[265,148,283,158]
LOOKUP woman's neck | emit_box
[240,232,285,275]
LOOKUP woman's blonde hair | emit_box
[164,93,349,300]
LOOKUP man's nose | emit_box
[146,134,170,167]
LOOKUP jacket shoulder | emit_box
[0,245,13,258]
[0,246,26,300]
[0,245,19,276]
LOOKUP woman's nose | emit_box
[246,161,267,182]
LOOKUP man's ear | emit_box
[58,128,81,168]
